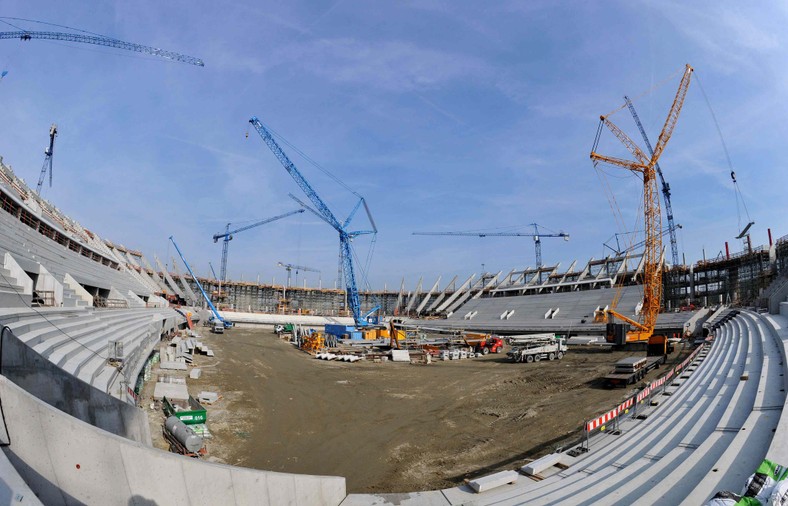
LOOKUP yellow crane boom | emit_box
[591,64,693,344]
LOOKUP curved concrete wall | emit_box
[0,375,346,506]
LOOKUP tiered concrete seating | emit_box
[0,306,178,396]
[418,285,695,333]
[0,209,150,300]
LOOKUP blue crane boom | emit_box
[413,223,569,268]
[169,236,232,328]
[0,30,204,66]
[248,117,377,326]
[36,123,57,194]
[624,96,680,267]
[212,209,304,282]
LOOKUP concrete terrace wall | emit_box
[0,375,347,506]
[0,328,151,444]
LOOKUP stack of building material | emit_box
[190,423,212,439]
[160,361,188,371]
[198,391,219,404]
[154,382,189,401]
[390,350,410,362]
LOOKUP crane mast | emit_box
[591,64,693,343]
[625,96,681,267]
[277,262,320,288]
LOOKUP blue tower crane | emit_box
[0,29,204,66]
[413,223,569,268]
[624,96,680,267]
[36,123,57,195]
[248,117,377,327]
[277,262,320,288]
[170,236,233,328]
[212,209,304,282]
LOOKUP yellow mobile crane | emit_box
[590,64,693,353]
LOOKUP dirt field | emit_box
[143,326,685,493]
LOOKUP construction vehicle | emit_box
[604,356,663,388]
[590,64,693,355]
[462,333,504,355]
[275,323,295,336]
[507,336,568,363]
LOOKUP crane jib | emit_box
[1,30,204,66]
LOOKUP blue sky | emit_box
[1,1,786,291]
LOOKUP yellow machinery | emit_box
[300,333,325,354]
[590,64,693,348]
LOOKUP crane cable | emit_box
[259,121,363,200]
[0,17,105,36]
[694,72,751,232]
[603,65,687,119]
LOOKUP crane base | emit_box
[611,342,647,352]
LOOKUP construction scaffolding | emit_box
[145,238,783,319]
[777,233,788,275]
[688,247,772,307]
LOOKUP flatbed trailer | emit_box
[604,355,664,387]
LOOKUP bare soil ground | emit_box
[141,326,686,493]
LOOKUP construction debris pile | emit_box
[139,328,221,458]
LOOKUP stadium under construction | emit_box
[2,12,788,506]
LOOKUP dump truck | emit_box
[507,336,568,363]
[604,355,664,387]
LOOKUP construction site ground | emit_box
[141,326,687,493]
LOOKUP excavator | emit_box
[590,64,693,356]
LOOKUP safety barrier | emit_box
[582,340,710,448]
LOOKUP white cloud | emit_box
[281,38,489,93]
